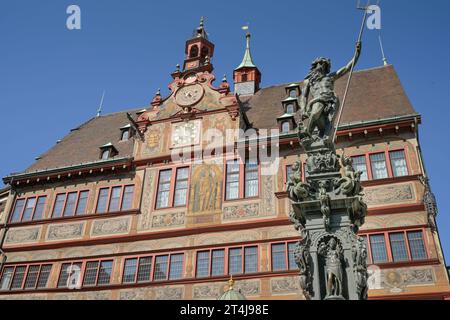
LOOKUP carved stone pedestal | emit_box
[291,197,368,301]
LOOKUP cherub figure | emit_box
[335,155,363,197]
[287,161,311,202]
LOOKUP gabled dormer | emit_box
[99,143,118,160]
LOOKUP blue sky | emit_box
[1,0,449,261]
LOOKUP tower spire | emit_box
[233,25,261,96]
[236,28,256,69]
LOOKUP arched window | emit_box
[101,150,110,160]
[289,89,297,98]
[201,46,209,59]
[286,104,294,114]
[189,45,199,58]
[241,73,248,82]
[282,122,290,133]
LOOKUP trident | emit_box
[332,0,380,143]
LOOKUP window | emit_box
[229,248,243,275]
[390,150,408,177]
[0,264,52,291]
[196,251,210,278]
[122,257,153,284]
[10,196,47,223]
[389,233,409,262]
[369,234,388,264]
[52,191,89,218]
[286,104,295,114]
[189,45,199,58]
[287,242,297,270]
[225,161,240,200]
[153,254,185,281]
[225,160,259,200]
[81,260,113,287]
[121,129,130,141]
[152,256,169,281]
[156,167,190,209]
[195,246,258,278]
[168,254,184,280]
[196,249,225,278]
[174,168,189,207]
[270,242,298,272]
[58,262,82,288]
[95,185,134,213]
[101,150,110,160]
[407,231,427,260]
[271,243,287,271]
[281,122,290,133]
[245,161,259,198]
[75,191,89,215]
[244,246,258,273]
[352,156,369,181]
[211,250,225,276]
[350,149,410,181]
[286,165,294,184]
[241,73,248,82]
[370,153,389,180]
[289,89,297,98]
[364,230,428,265]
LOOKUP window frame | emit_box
[224,158,260,202]
[120,128,131,141]
[57,258,114,289]
[121,252,185,284]
[0,263,52,291]
[269,241,298,272]
[361,228,429,265]
[154,166,191,210]
[51,190,90,218]
[349,148,410,181]
[9,195,48,223]
[281,121,291,133]
[94,184,135,214]
[194,245,259,278]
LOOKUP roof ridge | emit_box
[255,64,393,91]
[96,107,144,118]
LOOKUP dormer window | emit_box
[99,143,118,160]
[286,104,295,114]
[282,98,298,114]
[282,122,291,133]
[101,150,110,160]
[121,130,129,141]
[277,114,296,134]
[285,84,300,98]
[120,124,132,141]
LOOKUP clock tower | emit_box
[173,17,215,79]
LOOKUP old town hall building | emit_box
[0,20,449,300]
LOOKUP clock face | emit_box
[171,120,201,148]
[175,84,204,107]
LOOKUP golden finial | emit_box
[227,275,235,291]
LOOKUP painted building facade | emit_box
[0,21,449,300]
